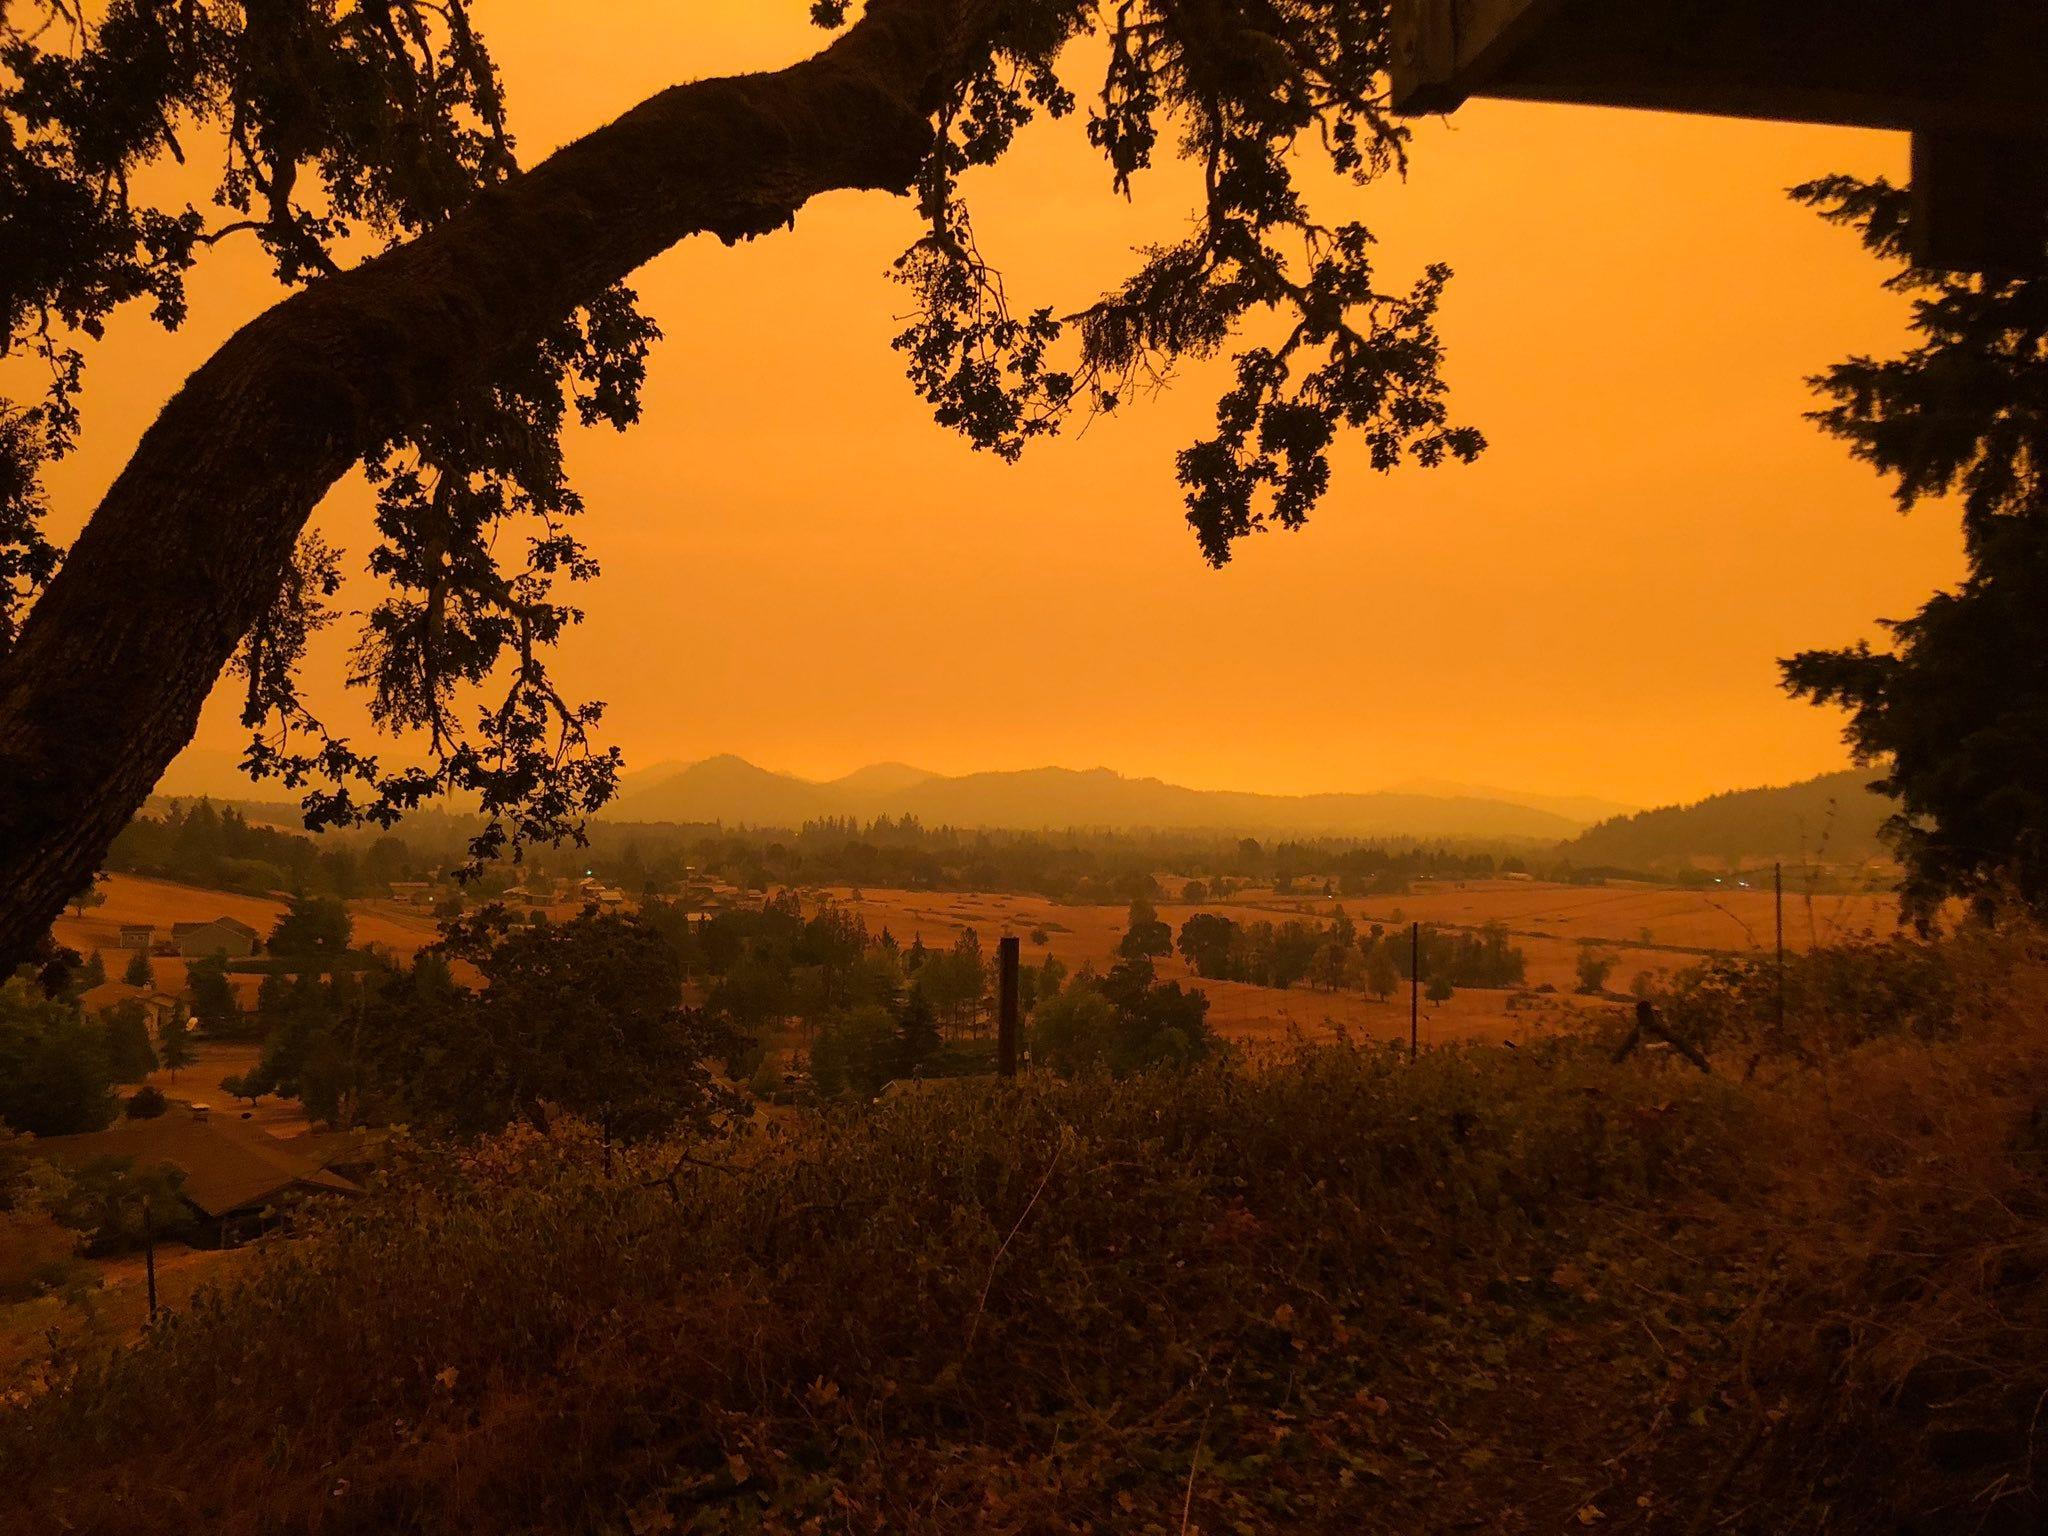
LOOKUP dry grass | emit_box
[806,879,1870,1054]
[54,875,450,970]
[5,952,2044,1533]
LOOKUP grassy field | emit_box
[808,878,1907,1052]
[54,873,457,962]
[52,874,453,998]
[143,1041,306,1133]
[57,870,1910,1058]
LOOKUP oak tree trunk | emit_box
[0,1,982,970]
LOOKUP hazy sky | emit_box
[46,4,1958,808]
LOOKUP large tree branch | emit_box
[0,0,988,970]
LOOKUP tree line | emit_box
[107,802,436,900]
[1164,900,1525,999]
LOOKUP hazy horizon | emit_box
[60,5,1950,813]
[156,739,1883,825]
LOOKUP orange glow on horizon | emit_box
[39,3,1957,810]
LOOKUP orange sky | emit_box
[42,4,1958,809]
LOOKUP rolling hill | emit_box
[1559,769,1896,871]
[604,756,1589,840]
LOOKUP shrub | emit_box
[0,1042,1746,1532]
[1656,926,2013,1059]
[123,1086,167,1120]
[0,982,116,1135]
[1574,943,1618,994]
[8,937,2048,1533]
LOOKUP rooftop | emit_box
[42,1110,363,1219]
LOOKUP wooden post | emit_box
[1409,920,1420,1062]
[1774,861,1785,1043]
[997,934,1020,1078]
[142,1198,158,1326]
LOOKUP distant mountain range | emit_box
[603,755,1597,840]
[157,745,1897,864]
[1383,779,1636,826]
[1559,769,1895,870]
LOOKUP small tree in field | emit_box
[894,991,941,1077]
[186,956,242,1037]
[1576,945,1619,995]
[1425,975,1453,1005]
[99,1000,158,1083]
[268,896,352,958]
[1118,897,1172,962]
[220,1069,273,1109]
[79,950,105,989]
[1365,945,1400,1004]
[155,1006,195,1081]
[121,948,154,989]
[69,881,106,917]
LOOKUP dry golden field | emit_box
[142,1042,309,1135]
[807,877,1908,1054]
[54,873,450,970]
[51,874,467,1019]
[60,872,1908,1060]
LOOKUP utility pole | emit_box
[997,934,1020,1077]
[1410,920,1420,1062]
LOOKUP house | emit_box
[78,983,186,1027]
[171,916,260,959]
[388,881,434,904]
[40,1103,363,1245]
[117,924,153,950]
[1387,0,2048,272]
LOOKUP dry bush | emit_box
[1721,977,2048,1528]
[1,936,2044,1533]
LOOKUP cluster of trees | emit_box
[0,1124,188,1295]
[213,910,741,1141]
[1171,902,1524,1002]
[107,802,437,900]
[0,974,194,1137]
[644,889,1221,1099]
[1031,957,1217,1078]
[550,818,1529,906]
[639,891,1064,1098]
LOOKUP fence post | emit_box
[142,1198,158,1326]
[1774,861,1786,1042]
[997,934,1020,1077]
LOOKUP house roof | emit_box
[42,1113,363,1219]
[1386,0,2048,271]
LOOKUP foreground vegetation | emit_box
[5,926,2046,1534]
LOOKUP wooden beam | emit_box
[1390,0,2048,137]
[1912,130,2048,274]
[1386,0,2048,273]
[1389,0,1567,115]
